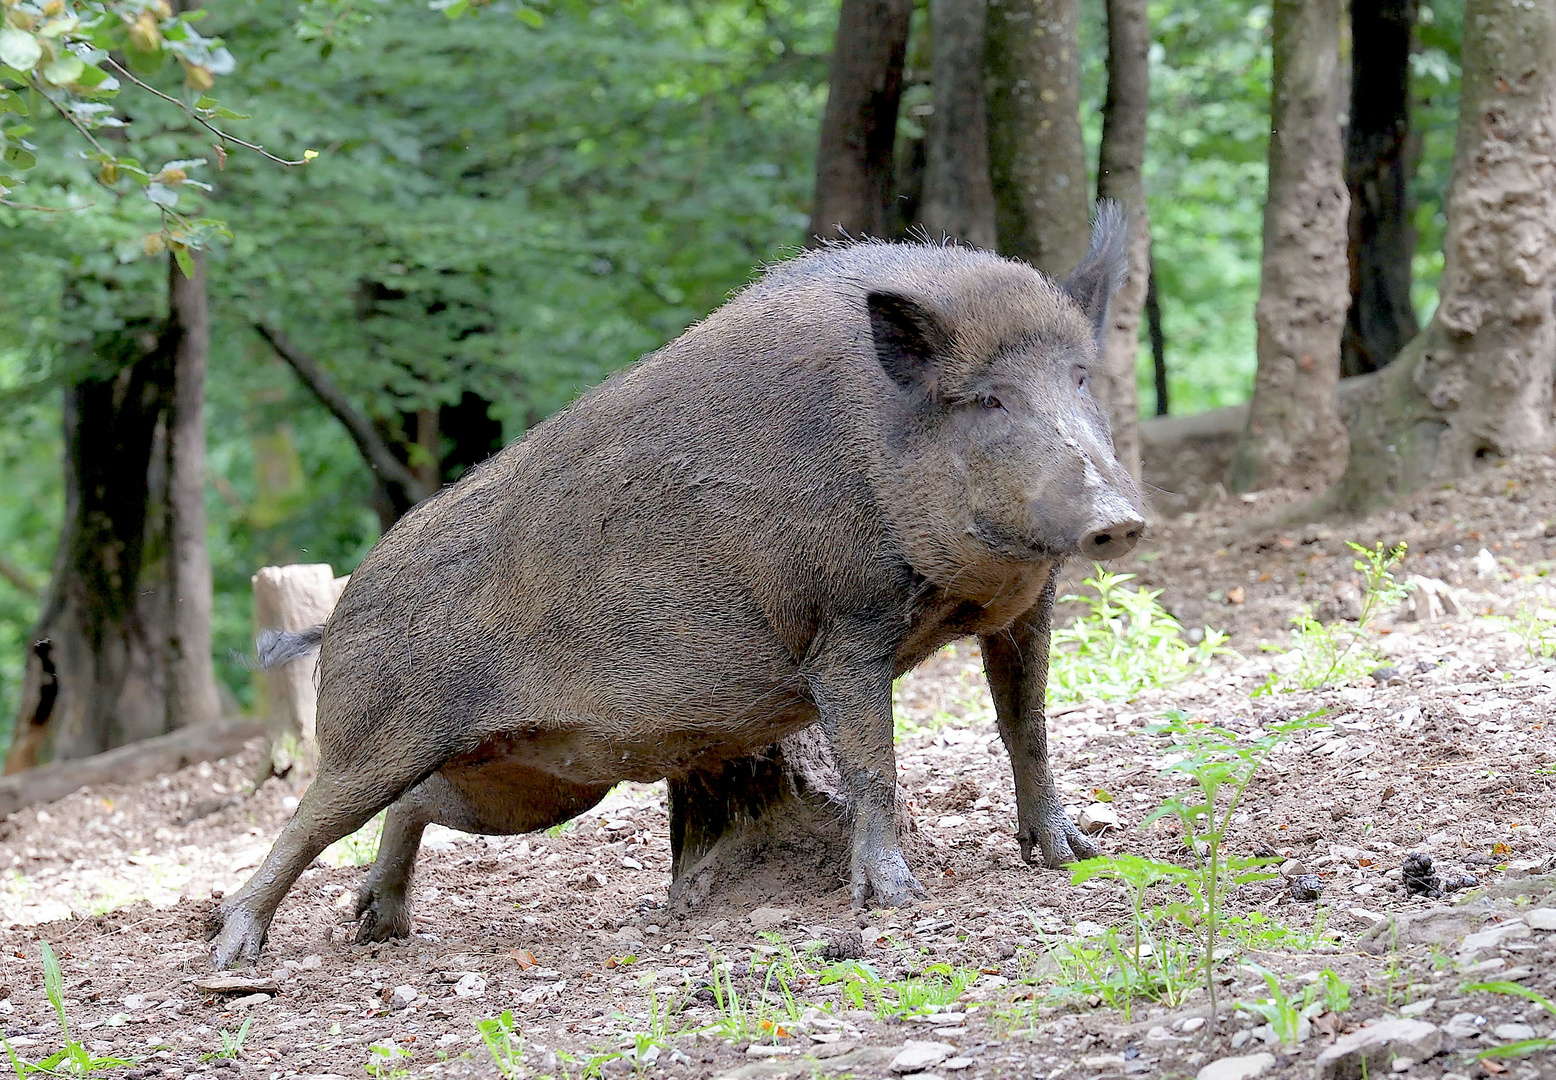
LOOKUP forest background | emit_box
[0,0,1468,750]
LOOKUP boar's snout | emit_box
[1079,512,1145,560]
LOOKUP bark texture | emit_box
[1230,0,1351,492]
[808,0,914,244]
[985,0,1089,277]
[1342,0,1419,377]
[1325,0,1556,512]
[1095,0,1151,481]
[1146,250,1168,415]
[921,0,998,248]
[6,255,222,772]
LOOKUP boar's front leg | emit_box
[980,573,1100,868]
[806,619,926,909]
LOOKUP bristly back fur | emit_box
[256,625,325,669]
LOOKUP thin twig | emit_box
[0,197,94,212]
[100,56,308,166]
[43,90,112,158]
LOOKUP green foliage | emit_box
[1494,602,1556,662]
[1262,541,1408,692]
[475,1011,524,1079]
[1049,568,1230,705]
[819,959,976,1021]
[200,1017,252,1062]
[2,941,137,1077]
[1465,982,1556,1060]
[363,1042,409,1079]
[1236,964,1347,1048]
[321,810,384,867]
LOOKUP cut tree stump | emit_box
[0,717,263,820]
[251,564,347,781]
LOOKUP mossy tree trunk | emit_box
[921,0,998,249]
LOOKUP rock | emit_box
[1181,1016,1206,1033]
[194,975,278,995]
[1279,860,1307,879]
[1443,1013,1483,1038]
[1525,908,1556,931]
[1078,803,1121,834]
[936,815,967,829]
[1398,998,1435,1017]
[1457,920,1530,957]
[749,906,795,930]
[389,984,417,1006]
[891,1040,957,1073]
[453,973,486,998]
[1349,908,1386,928]
[1080,1054,1126,1070]
[942,1058,974,1071]
[1313,1019,1442,1080]
[1472,548,1497,579]
[231,993,271,1009]
[1492,1023,1536,1041]
[1404,576,1460,621]
[745,1044,792,1058]
[1147,1026,1176,1042]
[1194,1053,1275,1080]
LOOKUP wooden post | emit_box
[251,564,347,779]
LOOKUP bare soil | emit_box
[4,457,1556,1080]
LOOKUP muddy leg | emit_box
[807,617,926,910]
[981,569,1100,869]
[208,764,435,968]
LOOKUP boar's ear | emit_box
[1061,200,1131,350]
[867,290,954,396]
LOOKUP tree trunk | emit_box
[1322,0,1556,513]
[808,0,914,245]
[1095,0,1151,481]
[985,0,1089,277]
[921,0,998,249]
[6,255,222,773]
[1229,0,1351,493]
[166,253,222,733]
[1341,0,1419,378]
[1146,250,1168,415]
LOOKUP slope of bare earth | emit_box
[2,457,1556,1080]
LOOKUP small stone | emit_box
[453,973,486,997]
[1457,921,1530,957]
[1398,998,1435,1017]
[1314,1019,1442,1080]
[749,906,795,930]
[1492,1023,1536,1041]
[1279,860,1306,879]
[1389,1059,1414,1073]
[891,1040,957,1073]
[1080,1054,1126,1071]
[942,1057,974,1071]
[1078,803,1121,834]
[1181,1016,1206,1033]
[1195,1053,1276,1080]
[389,984,417,1006]
[745,1044,792,1058]
[1147,1026,1175,1042]
[1524,908,1556,931]
[230,993,270,1009]
[936,815,967,829]
[1443,1013,1483,1038]
[1290,875,1323,902]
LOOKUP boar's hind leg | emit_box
[807,619,927,910]
[980,576,1101,869]
[209,762,434,968]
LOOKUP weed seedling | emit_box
[2,942,136,1078]
[1263,540,1407,691]
[475,1011,524,1078]
[1465,982,1556,1059]
[364,1042,410,1078]
[200,1017,253,1062]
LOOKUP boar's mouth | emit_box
[968,519,1062,561]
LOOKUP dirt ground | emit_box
[3,456,1556,1080]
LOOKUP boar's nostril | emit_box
[1080,517,1145,560]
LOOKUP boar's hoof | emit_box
[1018,816,1101,869]
[208,903,268,969]
[851,846,928,910]
[354,885,413,943]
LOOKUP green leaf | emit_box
[2,148,36,171]
[174,246,195,279]
[0,28,43,71]
[514,6,543,28]
[42,53,85,86]
[213,107,249,120]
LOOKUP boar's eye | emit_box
[980,394,1004,411]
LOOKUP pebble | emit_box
[1195,1053,1275,1080]
[1525,908,1556,931]
[453,973,486,997]
[1492,1023,1536,1041]
[936,815,967,829]
[1313,1019,1442,1080]
[1398,998,1435,1017]
[1443,1013,1484,1038]
[942,1057,974,1071]
[745,1044,793,1058]
[1078,803,1121,834]
[1181,1016,1206,1033]
[891,1040,957,1073]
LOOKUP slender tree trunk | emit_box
[808,0,914,244]
[1095,0,1151,481]
[166,252,222,731]
[1341,0,1419,377]
[1322,0,1556,512]
[1146,250,1168,415]
[1230,0,1351,493]
[922,0,998,248]
[985,0,1089,277]
[6,256,223,772]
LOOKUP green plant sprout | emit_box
[200,1017,253,1062]
[1237,964,1345,1047]
[475,1011,524,1079]
[1264,540,1408,691]
[1048,568,1230,704]
[1494,602,1556,662]
[2,942,136,1078]
[1465,982,1556,1059]
[363,1042,410,1078]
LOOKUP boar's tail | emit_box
[255,624,325,669]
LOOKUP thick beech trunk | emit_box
[1323,0,1556,512]
[6,255,221,772]
[1095,0,1151,481]
[921,0,998,249]
[1230,0,1351,492]
[985,0,1089,277]
[1342,0,1419,377]
[808,0,914,244]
